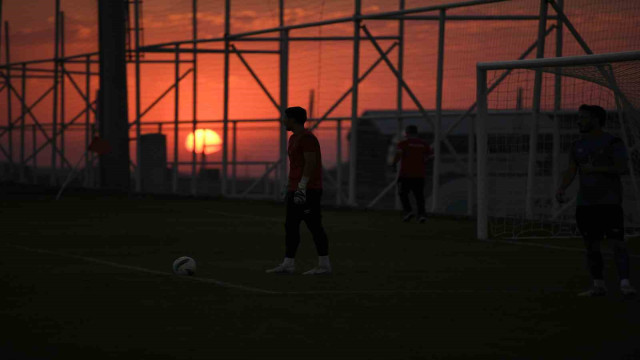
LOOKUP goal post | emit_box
[476,50,640,240]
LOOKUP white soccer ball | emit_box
[172,256,196,276]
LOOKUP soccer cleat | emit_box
[418,216,427,223]
[265,263,295,274]
[402,213,415,222]
[578,286,607,297]
[620,284,637,297]
[302,266,332,275]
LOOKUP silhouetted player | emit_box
[555,104,636,297]
[266,106,331,275]
[392,125,433,223]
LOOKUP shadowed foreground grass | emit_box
[1,185,639,359]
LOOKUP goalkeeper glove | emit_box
[294,177,309,205]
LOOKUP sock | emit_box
[621,279,631,288]
[319,255,331,268]
[594,279,605,288]
[283,257,295,267]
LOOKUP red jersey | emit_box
[397,137,432,178]
[288,131,323,191]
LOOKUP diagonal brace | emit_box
[230,44,280,114]
[361,25,473,182]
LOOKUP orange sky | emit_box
[1,0,639,174]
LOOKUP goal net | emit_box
[476,51,640,240]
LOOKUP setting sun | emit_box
[185,129,222,154]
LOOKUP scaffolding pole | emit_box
[525,0,548,219]
[222,0,230,196]
[191,0,198,196]
[173,44,179,193]
[4,20,13,175]
[349,0,361,206]
[278,0,288,200]
[60,12,66,171]
[51,0,60,185]
[432,9,445,212]
[134,0,142,191]
[395,0,405,210]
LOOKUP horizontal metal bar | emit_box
[478,50,640,70]
[379,15,557,21]
[5,66,99,76]
[142,48,280,54]
[176,161,275,165]
[143,0,509,49]
[7,74,55,79]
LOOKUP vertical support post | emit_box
[19,62,26,182]
[190,0,198,196]
[51,0,60,186]
[4,21,12,177]
[467,116,475,216]
[84,55,90,186]
[476,68,488,240]
[32,125,37,184]
[526,0,548,219]
[134,0,142,191]
[0,0,3,62]
[336,119,342,206]
[222,0,230,196]
[60,12,65,171]
[279,0,288,199]
[348,0,361,206]
[173,44,180,193]
[232,120,237,195]
[552,0,563,212]
[394,0,405,210]
[90,123,96,187]
[264,163,269,195]
[432,8,445,212]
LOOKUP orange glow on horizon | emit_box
[185,129,222,155]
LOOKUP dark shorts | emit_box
[575,204,624,240]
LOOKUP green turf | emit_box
[1,188,639,359]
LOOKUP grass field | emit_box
[1,183,639,360]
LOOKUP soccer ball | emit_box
[172,256,196,276]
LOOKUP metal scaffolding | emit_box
[2,0,609,215]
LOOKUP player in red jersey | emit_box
[391,125,433,223]
[266,106,331,275]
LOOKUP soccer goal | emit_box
[476,50,640,240]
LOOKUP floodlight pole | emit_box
[525,0,548,219]
[348,0,361,206]
[432,9,445,212]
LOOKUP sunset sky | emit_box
[1,0,639,174]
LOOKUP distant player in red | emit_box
[266,106,331,275]
[391,125,433,223]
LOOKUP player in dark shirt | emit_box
[266,106,331,275]
[391,125,433,223]
[555,104,636,297]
